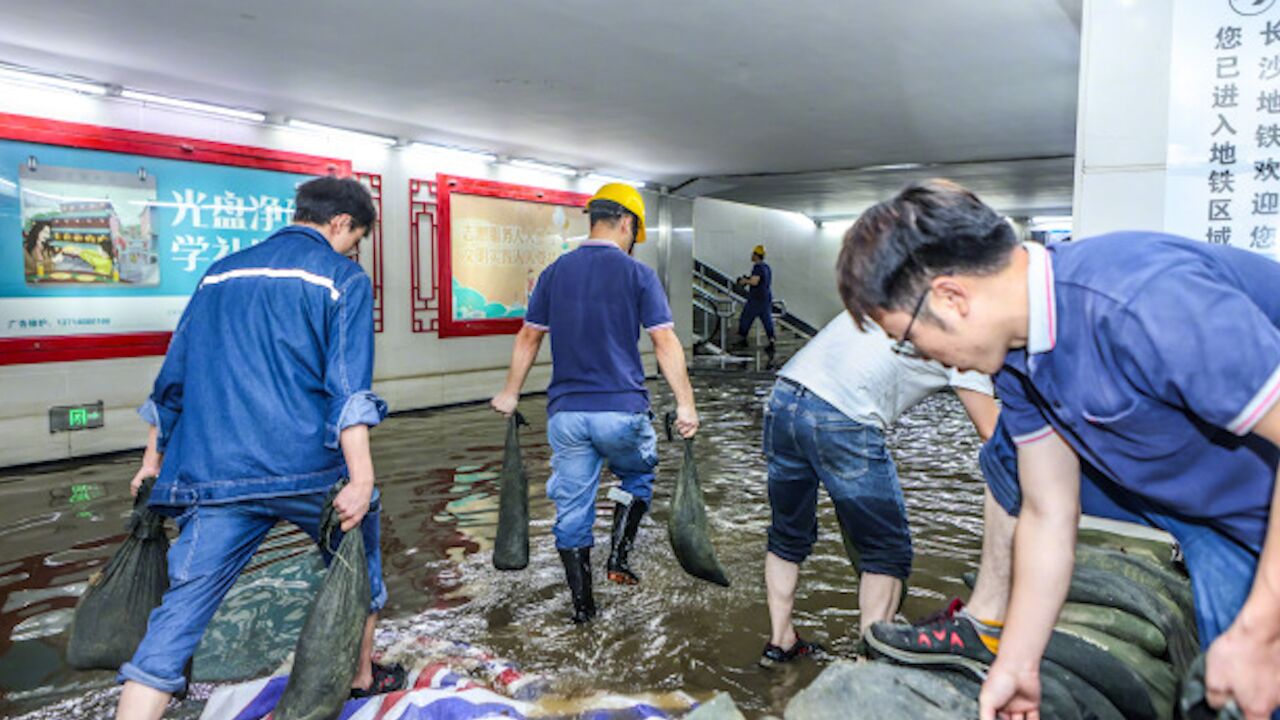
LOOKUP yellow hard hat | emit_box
[587,183,646,243]
[753,244,766,257]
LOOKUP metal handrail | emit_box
[693,285,738,317]
[694,259,812,338]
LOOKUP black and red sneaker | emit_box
[758,636,830,668]
[864,598,997,679]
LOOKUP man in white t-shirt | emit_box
[759,312,999,666]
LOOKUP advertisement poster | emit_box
[449,192,588,321]
[1165,0,1280,259]
[1,138,321,340]
[436,175,591,337]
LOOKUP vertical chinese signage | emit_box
[1166,0,1280,258]
[0,113,348,364]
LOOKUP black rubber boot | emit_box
[606,499,648,585]
[558,547,596,624]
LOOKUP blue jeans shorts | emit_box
[117,487,386,694]
[983,416,1259,648]
[765,378,912,579]
[546,410,658,550]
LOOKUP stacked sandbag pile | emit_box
[1046,529,1198,720]
[786,528,1197,720]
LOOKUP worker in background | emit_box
[734,244,776,354]
[490,183,699,624]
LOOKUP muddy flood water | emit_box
[0,373,988,719]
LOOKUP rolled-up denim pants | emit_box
[764,378,912,579]
[118,488,386,694]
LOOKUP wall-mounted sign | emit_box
[1166,0,1280,258]
[0,112,350,365]
[436,174,591,337]
[49,400,104,432]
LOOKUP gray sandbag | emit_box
[665,419,730,587]
[1075,528,1181,572]
[1178,653,1246,720]
[493,411,530,571]
[1068,563,1199,676]
[784,661,977,720]
[1040,669,1085,720]
[684,692,746,720]
[66,477,169,670]
[273,481,371,720]
[935,662,1082,720]
[1076,545,1195,621]
[1043,627,1159,720]
[1058,602,1167,657]
[1056,623,1177,719]
[1042,659,1126,720]
[192,549,325,682]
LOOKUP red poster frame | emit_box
[352,172,384,333]
[0,112,351,366]
[436,173,591,337]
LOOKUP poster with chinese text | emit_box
[449,193,588,321]
[1,138,316,339]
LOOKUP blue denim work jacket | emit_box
[139,225,387,507]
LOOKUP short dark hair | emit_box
[836,179,1017,329]
[293,176,376,232]
[588,199,638,242]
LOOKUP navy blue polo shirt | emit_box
[524,240,673,416]
[748,262,772,303]
[997,233,1280,552]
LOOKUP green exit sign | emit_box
[49,401,105,433]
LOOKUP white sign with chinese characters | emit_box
[1166,0,1280,259]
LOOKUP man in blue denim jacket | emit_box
[116,177,403,719]
[491,183,699,624]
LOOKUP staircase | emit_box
[691,259,815,373]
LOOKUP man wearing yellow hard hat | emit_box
[734,244,776,354]
[491,182,699,624]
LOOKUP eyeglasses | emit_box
[891,288,930,358]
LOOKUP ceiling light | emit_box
[120,89,266,122]
[0,65,107,95]
[585,173,646,188]
[860,163,925,172]
[286,118,396,146]
[409,142,497,163]
[508,158,579,176]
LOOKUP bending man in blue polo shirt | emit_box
[836,179,1280,720]
[116,177,403,719]
[491,182,699,624]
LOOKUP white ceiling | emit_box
[686,156,1078,220]
[0,0,1083,216]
